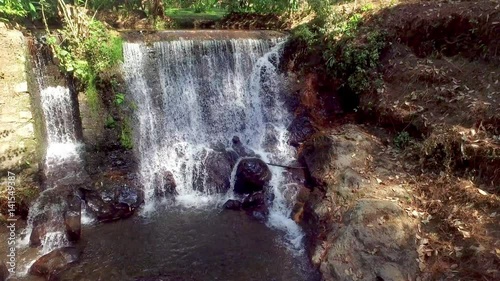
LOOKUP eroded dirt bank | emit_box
[284,1,499,280]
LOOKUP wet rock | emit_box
[279,183,311,223]
[154,171,177,198]
[242,192,266,209]
[164,171,177,195]
[116,185,143,208]
[291,202,305,223]
[290,187,310,223]
[242,192,269,220]
[234,158,272,194]
[222,199,242,210]
[295,186,311,203]
[43,157,89,189]
[80,184,143,223]
[30,213,49,247]
[28,187,80,247]
[29,247,80,279]
[194,149,238,194]
[64,194,81,242]
[287,116,317,147]
[232,136,256,157]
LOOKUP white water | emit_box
[17,42,84,276]
[123,37,304,251]
[41,86,82,168]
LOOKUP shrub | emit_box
[46,4,123,111]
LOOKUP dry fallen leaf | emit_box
[477,188,489,196]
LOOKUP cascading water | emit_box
[17,39,85,275]
[123,36,304,250]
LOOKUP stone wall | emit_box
[0,24,40,217]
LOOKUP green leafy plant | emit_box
[120,119,134,150]
[291,24,318,46]
[45,2,123,112]
[114,93,125,106]
[325,28,386,94]
[394,131,411,149]
[105,115,116,128]
[0,0,33,20]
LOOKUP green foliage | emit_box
[105,115,116,128]
[0,0,34,20]
[114,93,125,106]
[0,0,60,22]
[87,0,142,10]
[307,0,334,25]
[394,131,411,149]
[221,0,301,14]
[291,24,318,46]
[322,10,387,94]
[48,10,123,112]
[120,119,133,150]
[83,21,123,75]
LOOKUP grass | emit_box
[164,8,226,27]
[165,8,226,20]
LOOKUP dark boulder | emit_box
[193,149,238,194]
[234,158,272,194]
[29,187,81,247]
[242,192,269,220]
[287,116,317,147]
[222,199,242,210]
[64,194,81,242]
[115,185,143,208]
[82,190,117,222]
[80,184,143,223]
[154,171,177,198]
[232,136,256,157]
[164,171,177,195]
[242,192,266,209]
[30,213,49,247]
[29,247,81,279]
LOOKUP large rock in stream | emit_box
[193,148,239,194]
[80,182,143,222]
[233,158,272,194]
[29,188,82,247]
[223,191,273,221]
[29,247,81,279]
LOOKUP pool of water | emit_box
[14,207,318,281]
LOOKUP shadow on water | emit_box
[52,208,319,281]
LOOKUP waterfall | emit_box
[30,40,84,181]
[18,39,84,268]
[123,37,304,251]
